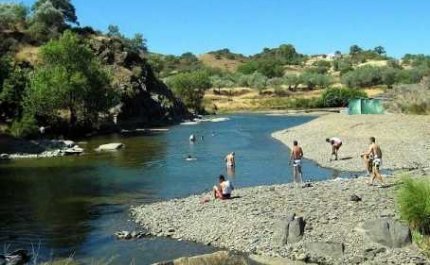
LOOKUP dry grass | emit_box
[15,45,40,64]
[198,54,244,72]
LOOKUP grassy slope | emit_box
[198,53,245,72]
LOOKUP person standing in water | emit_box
[225,152,235,168]
[289,140,303,183]
[362,137,383,185]
[326,137,342,161]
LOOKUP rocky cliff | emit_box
[89,35,189,129]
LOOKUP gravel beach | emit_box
[132,175,429,264]
[272,113,430,172]
[132,114,430,264]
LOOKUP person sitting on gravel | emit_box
[362,137,383,185]
[326,137,342,161]
[289,140,303,183]
[213,175,233,200]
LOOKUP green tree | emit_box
[24,31,118,126]
[373,46,386,55]
[321,88,367,107]
[27,0,65,42]
[381,67,398,88]
[349,45,363,55]
[0,61,29,121]
[166,70,211,113]
[33,0,78,24]
[107,24,121,37]
[0,3,28,30]
[283,74,301,91]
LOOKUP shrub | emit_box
[9,114,38,138]
[321,88,367,107]
[397,176,430,234]
[385,84,430,114]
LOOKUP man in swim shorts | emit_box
[289,140,303,183]
[362,137,383,185]
[326,137,342,161]
[213,175,233,200]
[225,152,235,168]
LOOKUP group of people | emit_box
[212,136,384,201]
[290,136,383,185]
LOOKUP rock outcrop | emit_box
[89,36,189,128]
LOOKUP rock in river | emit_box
[95,143,124,151]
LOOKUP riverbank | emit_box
[132,174,428,264]
[272,113,430,172]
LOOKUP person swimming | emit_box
[186,155,196,161]
[189,134,196,142]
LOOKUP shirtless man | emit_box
[225,152,235,168]
[326,137,342,161]
[289,140,303,183]
[362,137,383,185]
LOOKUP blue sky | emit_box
[7,0,430,57]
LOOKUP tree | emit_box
[283,74,301,91]
[107,24,121,37]
[0,60,29,121]
[0,3,28,30]
[374,46,386,55]
[28,1,65,42]
[381,67,398,88]
[24,31,118,126]
[166,70,211,113]
[349,45,363,55]
[33,0,78,24]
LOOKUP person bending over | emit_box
[213,175,233,200]
[326,137,342,161]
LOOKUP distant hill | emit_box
[198,53,246,72]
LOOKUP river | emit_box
[0,114,356,264]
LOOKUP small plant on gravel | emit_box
[412,230,430,258]
[397,176,430,234]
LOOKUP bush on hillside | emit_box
[9,114,38,138]
[320,88,367,107]
[397,176,430,234]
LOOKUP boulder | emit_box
[349,194,362,202]
[95,143,124,151]
[273,213,306,246]
[361,218,412,248]
[306,242,344,261]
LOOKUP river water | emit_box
[0,114,356,264]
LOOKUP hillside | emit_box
[198,53,245,72]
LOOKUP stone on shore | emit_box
[95,143,124,151]
[151,251,250,265]
[359,218,412,248]
[132,175,429,265]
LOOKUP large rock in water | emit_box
[273,213,306,246]
[361,218,412,248]
[95,143,124,151]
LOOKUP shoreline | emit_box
[272,113,430,172]
[132,113,430,264]
[132,174,428,264]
